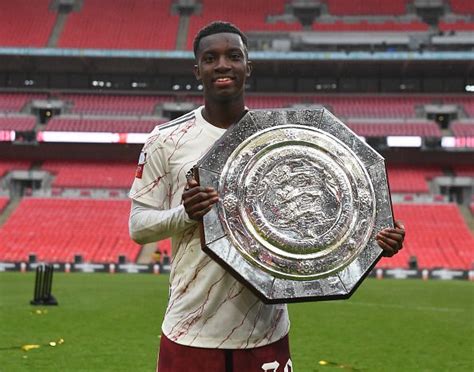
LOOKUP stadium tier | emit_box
[0,93,47,113]
[377,203,474,269]
[0,198,140,263]
[0,0,56,47]
[0,197,8,212]
[45,118,161,133]
[0,116,36,131]
[439,20,474,31]
[312,20,428,32]
[186,0,301,49]
[62,94,168,115]
[451,121,474,137]
[453,165,474,177]
[246,95,435,118]
[0,161,31,177]
[449,0,474,14]
[41,161,136,188]
[325,0,409,16]
[57,0,179,49]
[386,166,442,193]
[348,120,442,137]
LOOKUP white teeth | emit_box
[216,78,231,82]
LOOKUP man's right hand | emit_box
[182,178,219,221]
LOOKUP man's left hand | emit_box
[376,220,405,257]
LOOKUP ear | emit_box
[246,60,253,78]
[193,64,201,80]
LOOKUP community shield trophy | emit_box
[195,108,394,303]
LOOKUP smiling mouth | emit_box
[214,77,234,83]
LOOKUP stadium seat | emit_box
[377,203,474,269]
[0,116,36,131]
[45,117,162,133]
[386,166,442,193]
[0,198,141,263]
[0,161,31,177]
[0,0,56,47]
[58,0,179,50]
[325,0,409,16]
[42,161,136,189]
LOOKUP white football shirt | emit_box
[129,107,290,348]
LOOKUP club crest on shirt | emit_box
[135,151,147,179]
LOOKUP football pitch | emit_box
[0,272,472,371]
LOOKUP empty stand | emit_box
[0,116,36,131]
[453,165,474,177]
[45,117,162,133]
[378,203,474,269]
[58,0,179,50]
[325,0,409,16]
[0,93,47,113]
[348,120,441,137]
[439,20,474,31]
[0,198,141,263]
[0,161,31,177]
[312,20,428,32]
[63,94,166,115]
[187,0,301,49]
[449,0,474,14]
[0,197,9,212]
[42,161,136,189]
[386,166,442,193]
[0,0,56,47]
[451,121,474,137]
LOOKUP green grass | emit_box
[0,273,472,371]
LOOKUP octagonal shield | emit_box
[195,108,394,303]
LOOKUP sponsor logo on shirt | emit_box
[135,151,147,179]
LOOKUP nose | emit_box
[214,55,231,71]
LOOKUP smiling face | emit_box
[194,32,252,104]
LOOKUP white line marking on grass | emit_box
[342,301,466,313]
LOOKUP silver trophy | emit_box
[195,108,393,303]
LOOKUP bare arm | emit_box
[129,199,196,245]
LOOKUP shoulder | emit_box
[142,110,198,152]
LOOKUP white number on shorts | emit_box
[261,358,292,371]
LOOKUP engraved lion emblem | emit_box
[258,157,341,239]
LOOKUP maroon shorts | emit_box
[157,333,292,372]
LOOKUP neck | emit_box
[202,98,246,129]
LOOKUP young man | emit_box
[129,21,405,372]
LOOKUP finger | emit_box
[394,220,405,230]
[186,196,219,215]
[187,199,218,220]
[183,186,217,198]
[191,205,215,219]
[377,234,399,248]
[377,239,397,257]
[187,178,199,188]
[379,227,405,236]
[377,231,404,243]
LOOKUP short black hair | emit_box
[193,21,248,58]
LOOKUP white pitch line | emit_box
[339,301,468,313]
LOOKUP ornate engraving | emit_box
[197,108,393,303]
[216,124,376,280]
